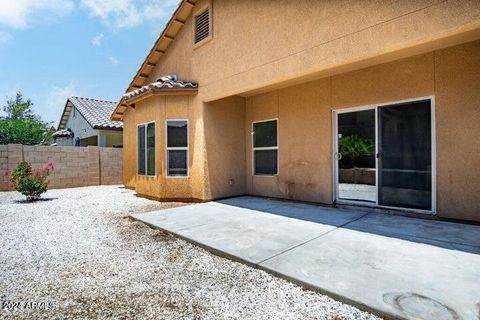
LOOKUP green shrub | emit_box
[338,134,374,167]
[0,118,51,145]
[6,161,54,201]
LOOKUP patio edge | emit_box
[129,213,403,320]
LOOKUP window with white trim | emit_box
[166,120,188,176]
[137,122,155,176]
[253,119,278,175]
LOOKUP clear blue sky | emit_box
[0,0,180,126]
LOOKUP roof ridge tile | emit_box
[70,96,117,104]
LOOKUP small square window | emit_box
[254,150,278,175]
[168,150,187,176]
[253,120,278,148]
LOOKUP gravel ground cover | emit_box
[0,185,381,320]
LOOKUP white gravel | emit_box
[0,185,381,320]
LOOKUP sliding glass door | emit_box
[335,98,434,212]
[378,99,432,210]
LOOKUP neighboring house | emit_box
[111,1,480,222]
[55,96,123,147]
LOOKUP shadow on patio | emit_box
[216,196,480,255]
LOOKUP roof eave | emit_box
[93,126,124,131]
[111,0,198,121]
[111,100,128,122]
[57,99,73,130]
[53,133,73,138]
[124,88,198,105]
[124,0,197,93]
[111,88,199,122]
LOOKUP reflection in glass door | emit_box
[337,109,376,203]
[378,100,432,210]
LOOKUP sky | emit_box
[0,0,180,126]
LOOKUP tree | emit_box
[3,92,35,120]
[0,92,51,145]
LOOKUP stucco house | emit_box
[55,96,123,147]
[111,0,480,222]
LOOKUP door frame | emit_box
[332,95,436,215]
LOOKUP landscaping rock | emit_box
[0,186,381,320]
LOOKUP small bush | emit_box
[338,134,374,169]
[6,161,54,201]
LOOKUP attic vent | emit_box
[194,9,210,44]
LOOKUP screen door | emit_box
[378,99,432,210]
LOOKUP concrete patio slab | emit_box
[261,227,480,320]
[131,196,480,319]
[253,201,368,226]
[133,202,246,232]
[133,199,366,264]
[216,195,292,211]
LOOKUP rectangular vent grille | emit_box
[194,9,210,44]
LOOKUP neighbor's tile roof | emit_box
[123,75,198,101]
[59,97,123,130]
[53,128,73,138]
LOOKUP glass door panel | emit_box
[378,100,432,210]
[337,109,376,202]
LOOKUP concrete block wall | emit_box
[100,147,123,185]
[87,146,100,186]
[0,144,123,191]
[0,145,9,191]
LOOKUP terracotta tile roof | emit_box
[123,75,198,101]
[59,97,123,131]
[53,128,73,138]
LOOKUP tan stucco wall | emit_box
[245,80,333,203]
[244,42,480,221]
[122,95,206,200]
[204,96,246,199]
[434,40,480,221]
[244,53,433,204]
[122,0,480,221]
[123,107,136,189]
[147,0,480,94]
[146,0,480,102]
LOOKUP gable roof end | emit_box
[58,96,122,131]
[111,0,198,121]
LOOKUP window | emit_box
[166,120,188,176]
[194,8,210,44]
[137,122,155,176]
[253,119,278,175]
